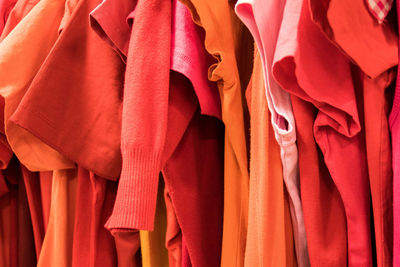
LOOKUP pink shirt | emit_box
[171,0,220,120]
[235,1,309,266]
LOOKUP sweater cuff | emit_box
[105,147,161,231]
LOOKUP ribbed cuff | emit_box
[105,147,161,231]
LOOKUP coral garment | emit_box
[105,0,171,230]
[178,1,250,266]
[8,0,124,180]
[235,0,309,265]
[310,1,397,265]
[272,0,372,265]
[243,46,297,267]
[359,70,394,267]
[291,95,348,266]
[0,0,73,172]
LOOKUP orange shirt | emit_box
[179,1,250,266]
[37,169,78,267]
[0,2,120,267]
[0,0,74,172]
[0,0,77,265]
[244,46,297,267]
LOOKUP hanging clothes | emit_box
[235,0,309,265]
[309,1,397,265]
[241,44,298,267]
[0,0,399,266]
[177,1,251,266]
[92,1,225,266]
[0,0,124,265]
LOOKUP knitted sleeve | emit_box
[105,0,171,231]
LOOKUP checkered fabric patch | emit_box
[367,0,394,23]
